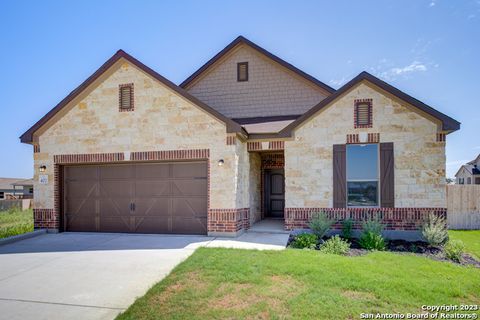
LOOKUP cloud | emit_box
[329,76,349,87]
[429,0,436,7]
[378,61,428,81]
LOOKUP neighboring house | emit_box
[0,178,34,199]
[455,155,480,185]
[20,36,460,238]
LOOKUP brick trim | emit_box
[119,83,134,112]
[131,149,209,161]
[354,99,373,128]
[33,209,58,229]
[346,133,380,144]
[208,208,250,233]
[436,133,446,142]
[226,136,236,145]
[54,153,125,164]
[284,207,446,231]
[247,141,285,151]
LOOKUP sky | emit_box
[1,0,479,178]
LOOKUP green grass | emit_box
[0,208,33,239]
[449,230,480,259]
[117,248,480,320]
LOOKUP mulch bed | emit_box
[287,234,480,268]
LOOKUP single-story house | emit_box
[455,154,480,185]
[20,36,460,238]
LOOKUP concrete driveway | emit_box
[0,231,288,320]
[0,233,213,320]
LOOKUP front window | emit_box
[346,144,379,207]
[458,178,464,184]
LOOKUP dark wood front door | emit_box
[264,169,285,218]
[63,162,208,235]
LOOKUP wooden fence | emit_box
[0,199,32,211]
[447,185,480,230]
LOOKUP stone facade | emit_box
[186,44,328,118]
[283,82,446,233]
[33,61,248,234]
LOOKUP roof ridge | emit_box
[179,35,335,94]
[20,50,243,143]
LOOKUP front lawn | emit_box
[449,230,480,259]
[117,248,480,320]
[0,208,33,239]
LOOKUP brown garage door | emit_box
[63,162,208,235]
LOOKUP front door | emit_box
[264,169,285,218]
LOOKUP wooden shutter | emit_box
[333,144,346,208]
[237,62,248,81]
[119,84,134,111]
[380,142,394,207]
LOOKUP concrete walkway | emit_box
[0,230,288,320]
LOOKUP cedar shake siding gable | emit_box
[20,50,243,144]
[181,36,332,119]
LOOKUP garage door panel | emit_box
[172,180,207,196]
[100,181,133,198]
[172,162,206,178]
[66,216,96,232]
[134,217,171,234]
[172,217,207,235]
[99,216,131,233]
[135,164,169,179]
[99,165,134,179]
[134,198,170,217]
[65,161,207,235]
[65,181,97,198]
[173,198,208,218]
[99,198,130,216]
[135,181,170,197]
[66,166,97,180]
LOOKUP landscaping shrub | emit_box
[319,235,350,255]
[422,213,448,247]
[359,218,386,251]
[444,240,465,263]
[290,233,318,249]
[308,211,334,239]
[341,218,354,239]
[359,232,386,251]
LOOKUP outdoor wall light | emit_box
[39,165,47,173]
[218,159,224,166]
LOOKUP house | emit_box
[455,154,480,184]
[20,36,460,238]
[0,178,34,200]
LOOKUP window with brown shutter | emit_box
[119,83,134,111]
[354,100,372,128]
[237,62,248,82]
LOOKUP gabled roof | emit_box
[467,154,480,165]
[20,50,243,144]
[278,71,460,137]
[179,36,335,94]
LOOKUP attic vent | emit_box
[237,62,248,82]
[354,100,372,128]
[119,83,134,112]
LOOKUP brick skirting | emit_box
[33,208,58,229]
[284,207,447,231]
[208,208,250,233]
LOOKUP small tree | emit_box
[341,218,354,239]
[422,213,448,247]
[308,211,334,239]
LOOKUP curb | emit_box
[0,229,47,246]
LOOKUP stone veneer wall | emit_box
[186,45,327,118]
[284,82,447,232]
[32,61,248,234]
[248,153,262,224]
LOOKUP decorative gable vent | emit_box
[119,83,134,112]
[354,99,372,128]
[237,62,248,82]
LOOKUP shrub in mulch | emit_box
[287,233,480,268]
